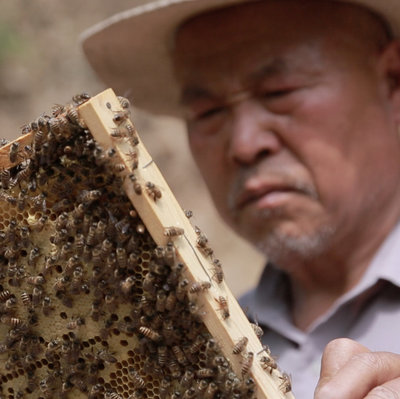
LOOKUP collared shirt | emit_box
[240,221,400,399]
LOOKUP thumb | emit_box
[314,338,369,397]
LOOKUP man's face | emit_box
[174,1,400,265]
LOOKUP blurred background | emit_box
[0,0,265,297]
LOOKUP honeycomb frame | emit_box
[0,89,295,399]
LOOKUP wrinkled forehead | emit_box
[174,0,391,59]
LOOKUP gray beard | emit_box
[254,221,337,266]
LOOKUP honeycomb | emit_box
[0,90,293,399]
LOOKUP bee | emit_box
[1,315,24,328]
[212,259,224,284]
[128,174,142,195]
[33,129,45,154]
[4,296,17,311]
[78,189,102,204]
[72,92,91,105]
[0,168,10,189]
[27,275,45,286]
[31,215,48,232]
[53,275,70,292]
[195,227,214,257]
[116,247,127,268]
[143,272,157,294]
[139,326,161,341]
[215,296,230,319]
[180,370,195,388]
[156,291,167,312]
[0,290,13,302]
[9,142,19,163]
[168,358,181,378]
[164,241,176,266]
[196,368,215,378]
[162,319,175,343]
[97,349,117,364]
[204,382,218,399]
[120,276,135,295]
[233,337,249,355]
[172,345,188,365]
[112,109,130,125]
[196,380,209,394]
[41,296,54,316]
[189,281,211,294]
[165,291,177,312]
[118,96,131,109]
[157,345,168,366]
[20,292,32,308]
[250,322,264,339]
[164,226,184,237]
[159,378,171,399]
[182,387,197,399]
[145,181,162,201]
[32,287,43,307]
[279,372,292,393]
[0,191,17,205]
[241,352,254,376]
[42,255,57,276]
[188,335,205,355]
[127,367,145,389]
[176,279,189,301]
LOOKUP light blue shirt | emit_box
[240,222,400,399]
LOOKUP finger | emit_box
[365,376,400,399]
[315,351,400,399]
[317,338,370,387]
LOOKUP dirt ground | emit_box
[0,0,265,296]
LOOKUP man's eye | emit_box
[262,88,295,99]
[195,106,226,120]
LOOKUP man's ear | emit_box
[379,41,400,110]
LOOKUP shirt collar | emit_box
[240,219,400,341]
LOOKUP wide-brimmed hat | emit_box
[81,0,400,117]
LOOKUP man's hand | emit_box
[314,338,400,398]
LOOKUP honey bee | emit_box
[182,387,197,399]
[176,279,189,301]
[0,168,10,189]
[188,335,205,354]
[189,281,211,294]
[128,174,142,195]
[32,287,43,307]
[4,296,17,311]
[97,349,117,364]
[112,110,130,125]
[120,276,135,295]
[27,275,46,286]
[184,209,193,218]
[139,326,161,341]
[165,291,177,311]
[41,296,54,316]
[117,96,131,109]
[116,247,127,268]
[168,358,182,378]
[204,382,218,399]
[250,322,264,339]
[196,368,215,378]
[9,142,19,163]
[233,337,249,355]
[72,92,91,105]
[159,378,171,399]
[0,191,17,205]
[128,368,145,389]
[177,370,194,389]
[33,129,44,153]
[212,259,224,284]
[78,189,102,204]
[279,372,292,393]
[172,345,188,365]
[145,181,162,201]
[20,292,32,308]
[196,379,209,394]
[31,215,48,232]
[142,272,157,294]
[215,296,230,319]
[1,315,24,328]
[241,352,254,376]
[66,317,85,330]
[163,226,184,237]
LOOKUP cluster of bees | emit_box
[0,93,283,399]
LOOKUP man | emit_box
[82,1,400,397]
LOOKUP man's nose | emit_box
[227,99,282,166]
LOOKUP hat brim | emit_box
[81,0,400,118]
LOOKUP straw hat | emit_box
[81,0,400,117]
